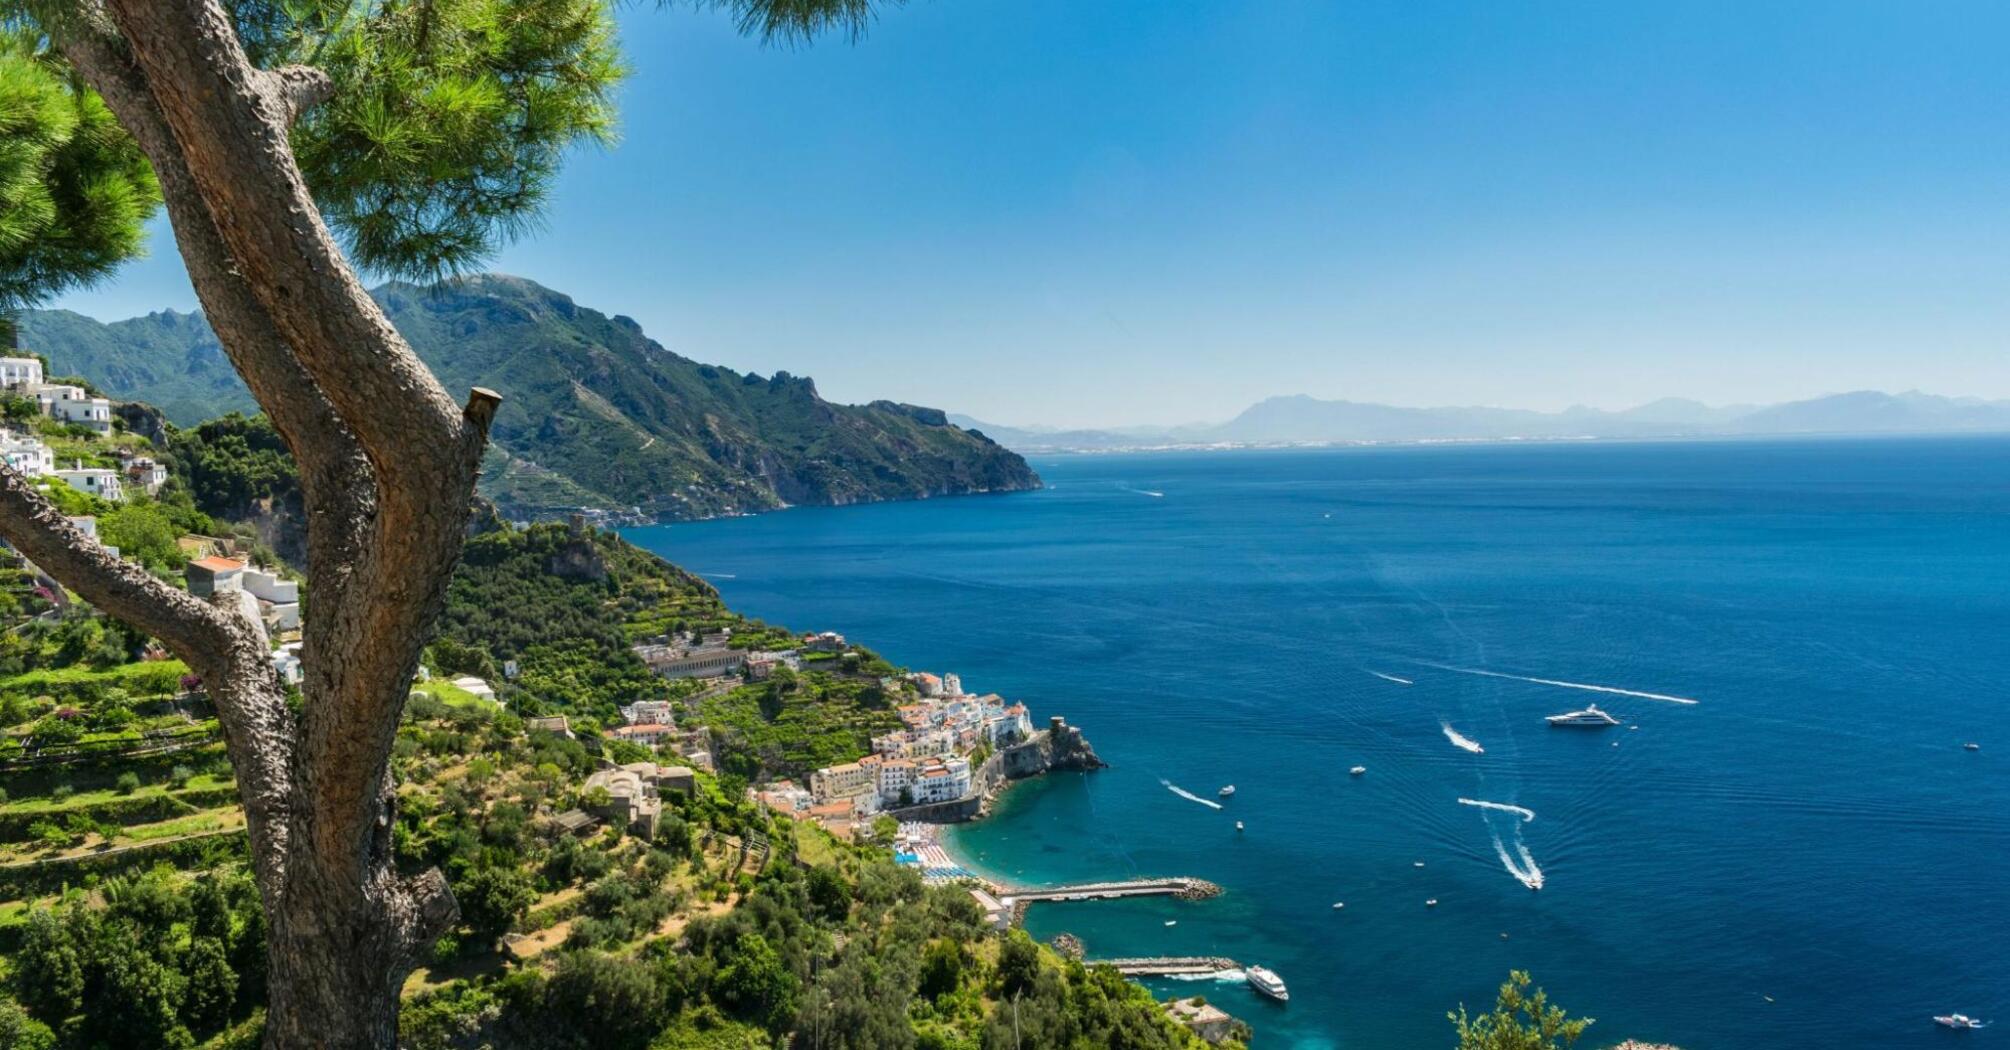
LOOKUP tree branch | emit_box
[103,0,480,493]
[257,64,334,125]
[60,23,380,723]
[0,469,231,660]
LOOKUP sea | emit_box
[625,437,2010,1049]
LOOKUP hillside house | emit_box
[1164,999,1238,1044]
[185,556,301,633]
[609,722,675,746]
[121,455,169,495]
[620,699,675,726]
[53,465,123,502]
[0,357,44,390]
[33,385,112,433]
[0,433,53,477]
[450,676,497,703]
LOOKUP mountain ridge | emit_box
[19,275,1041,521]
[954,389,2010,452]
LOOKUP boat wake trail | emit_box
[1368,671,1413,685]
[1460,798,1536,822]
[1441,723,1485,754]
[1120,487,1166,498]
[1161,779,1224,810]
[1168,969,1246,983]
[1491,832,1546,890]
[1425,664,1700,705]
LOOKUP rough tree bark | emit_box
[0,4,501,1046]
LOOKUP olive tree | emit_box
[0,1,893,1045]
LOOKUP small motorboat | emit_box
[1349,765,1367,776]
[1964,742,1981,751]
[1425,898,1439,907]
[1235,821,1245,832]
[1413,861,1426,868]
[1935,1014,1986,1030]
[1331,902,1345,910]
[1218,785,1236,798]
[1164,920,1177,927]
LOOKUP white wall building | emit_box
[34,385,112,434]
[0,433,53,477]
[123,456,169,495]
[451,675,498,703]
[53,465,123,502]
[911,756,973,805]
[0,357,44,391]
[621,699,676,726]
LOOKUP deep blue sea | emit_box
[627,438,2010,1049]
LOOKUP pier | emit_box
[1005,877,1222,904]
[1002,877,1222,926]
[1093,956,1239,977]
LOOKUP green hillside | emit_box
[18,276,1040,521]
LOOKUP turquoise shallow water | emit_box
[628,438,2010,1048]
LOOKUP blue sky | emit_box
[51,0,2010,428]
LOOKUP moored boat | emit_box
[1218,785,1236,797]
[1546,703,1621,727]
[1246,965,1289,1002]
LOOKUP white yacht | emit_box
[1218,785,1236,798]
[1546,703,1621,727]
[1246,965,1289,1002]
[1349,765,1367,776]
[1935,1014,1986,1030]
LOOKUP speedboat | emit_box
[1246,965,1289,1002]
[1349,765,1367,776]
[1235,821,1245,832]
[1218,785,1236,797]
[1935,1014,1986,1030]
[1425,898,1439,907]
[1164,920,1177,927]
[1546,703,1621,727]
[1331,902,1345,909]
[1964,742,1981,751]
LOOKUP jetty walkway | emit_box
[1093,956,1238,977]
[1005,877,1222,904]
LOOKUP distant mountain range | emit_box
[19,276,1039,521]
[954,390,2010,452]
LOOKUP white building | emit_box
[810,754,881,802]
[609,722,674,746]
[34,385,112,434]
[911,756,972,805]
[1,433,53,477]
[450,676,498,703]
[0,357,44,391]
[942,672,963,697]
[53,465,123,502]
[872,727,955,760]
[271,643,304,686]
[123,456,169,495]
[620,699,675,726]
[240,566,300,631]
[877,758,917,803]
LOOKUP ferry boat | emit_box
[1218,785,1236,798]
[1246,965,1289,1002]
[1546,703,1621,727]
[1935,1014,1986,1030]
